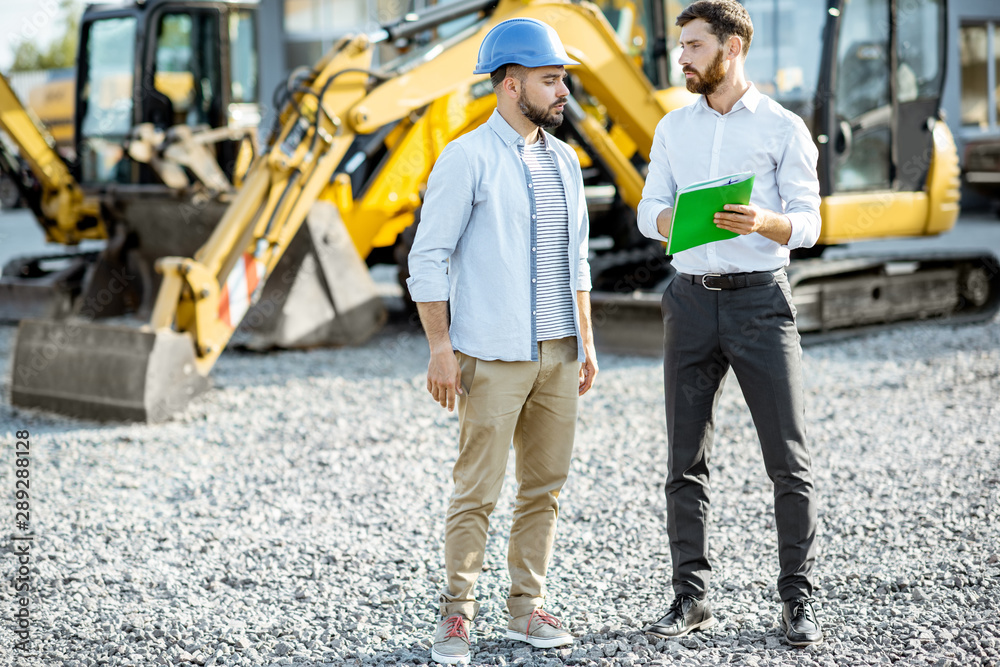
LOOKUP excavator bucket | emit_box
[8,202,386,422]
[9,321,208,422]
[0,252,95,322]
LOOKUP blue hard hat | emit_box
[473,18,578,75]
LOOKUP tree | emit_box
[10,0,81,72]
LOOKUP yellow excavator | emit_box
[7,0,999,421]
[0,0,263,324]
[8,0,677,420]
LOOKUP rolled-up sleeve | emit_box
[406,143,474,302]
[637,116,675,243]
[777,119,822,249]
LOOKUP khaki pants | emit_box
[440,336,579,620]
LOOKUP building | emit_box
[945,0,1000,205]
[946,0,1000,143]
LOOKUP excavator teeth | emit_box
[10,319,208,422]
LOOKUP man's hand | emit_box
[576,291,598,396]
[579,342,598,396]
[415,300,462,411]
[714,204,792,245]
[427,347,463,411]
[655,206,674,240]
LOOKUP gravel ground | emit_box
[1,311,998,667]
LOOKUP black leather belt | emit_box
[680,270,780,291]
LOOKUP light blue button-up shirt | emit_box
[407,110,591,363]
[637,84,821,274]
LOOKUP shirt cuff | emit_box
[783,211,818,249]
[576,262,592,292]
[405,274,450,302]
[638,202,671,243]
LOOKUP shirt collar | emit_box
[738,83,762,112]
[487,108,552,150]
[696,82,762,116]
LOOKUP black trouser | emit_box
[661,269,817,602]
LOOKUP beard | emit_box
[518,93,567,129]
[684,47,727,96]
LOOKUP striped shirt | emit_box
[518,137,576,341]
[408,110,592,363]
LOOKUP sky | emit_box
[0,0,83,72]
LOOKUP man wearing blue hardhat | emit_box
[407,16,598,665]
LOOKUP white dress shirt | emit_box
[637,84,821,275]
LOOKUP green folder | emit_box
[666,172,756,254]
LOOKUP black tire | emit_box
[790,244,827,260]
[0,173,21,210]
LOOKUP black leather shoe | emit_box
[643,594,717,638]
[781,597,823,646]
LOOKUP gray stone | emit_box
[1,308,997,667]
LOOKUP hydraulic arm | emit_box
[0,75,106,244]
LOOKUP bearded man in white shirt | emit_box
[637,0,823,647]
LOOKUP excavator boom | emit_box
[0,75,105,244]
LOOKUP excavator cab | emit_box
[49,0,263,321]
[651,0,953,238]
[814,0,949,203]
[76,0,259,186]
[746,0,992,331]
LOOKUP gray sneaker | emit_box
[431,614,471,665]
[506,608,573,648]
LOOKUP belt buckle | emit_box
[701,273,723,291]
